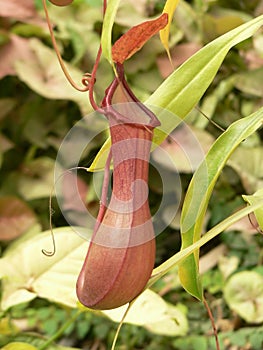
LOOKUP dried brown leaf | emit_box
[112,13,168,63]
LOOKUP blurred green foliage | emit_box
[0,0,263,349]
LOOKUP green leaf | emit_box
[147,199,263,289]
[179,106,263,300]
[89,14,263,171]
[224,271,263,324]
[101,0,121,65]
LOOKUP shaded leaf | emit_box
[0,196,37,241]
[218,255,239,281]
[234,67,263,97]
[124,35,170,76]
[203,12,248,41]
[226,212,259,235]
[224,271,263,323]
[152,125,214,173]
[157,42,202,78]
[229,145,263,192]
[0,0,38,20]
[0,98,17,122]
[114,2,149,27]
[0,35,35,79]
[112,13,168,64]
[14,39,92,115]
[17,157,55,200]
[0,133,14,166]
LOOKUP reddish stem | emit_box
[203,298,221,350]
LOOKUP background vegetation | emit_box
[0,0,263,349]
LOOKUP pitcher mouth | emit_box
[101,63,160,128]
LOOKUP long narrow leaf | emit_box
[101,0,121,65]
[90,15,263,171]
[147,198,263,288]
[159,0,180,60]
[179,107,263,300]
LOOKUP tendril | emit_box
[42,166,89,257]
[82,73,93,87]
[42,0,90,92]
[248,212,263,234]
[195,106,226,133]
[42,185,57,257]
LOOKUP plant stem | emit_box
[111,301,134,350]
[203,297,220,350]
[38,310,82,350]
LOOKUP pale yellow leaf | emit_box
[160,0,180,61]
[103,289,188,336]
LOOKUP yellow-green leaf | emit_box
[179,107,263,300]
[101,0,121,65]
[1,343,38,350]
